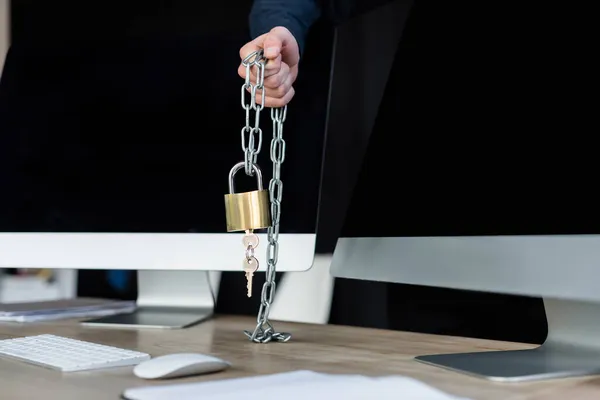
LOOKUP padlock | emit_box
[224,162,271,232]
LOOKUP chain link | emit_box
[240,50,266,175]
[239,50,291,343]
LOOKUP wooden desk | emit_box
[1,315,600,399]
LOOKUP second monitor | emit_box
[330,0,600,383]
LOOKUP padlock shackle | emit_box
[228,161,264,194]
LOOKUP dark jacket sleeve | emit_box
[249,0,322,56]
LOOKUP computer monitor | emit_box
[329,1,599,383]
[0,0,8,73]
[0,3,333,329]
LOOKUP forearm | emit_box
[249,0,321,55]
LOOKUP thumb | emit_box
[262,27,300,67]
[262,33,283,60]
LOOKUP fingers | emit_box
[252,86,296,108]
[237,55,282,81]
[245,63,297,108]
[264,55,282,77]
[240,61,294,94]
[264,62,292,93]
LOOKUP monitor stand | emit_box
[415,298,600,382]
[81,270,217,329]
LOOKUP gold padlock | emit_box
[224,162,271,232]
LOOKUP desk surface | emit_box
[1,315,600,399]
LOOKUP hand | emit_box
[238,26,300,108]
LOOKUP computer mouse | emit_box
[133,353,230,380]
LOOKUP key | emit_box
[243,256,259,298]
[242,232,259,249]
[243,232,259,261]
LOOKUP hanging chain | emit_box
[239,50,291,343]
[240,50,265,176]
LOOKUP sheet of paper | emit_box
[122,370,470,400]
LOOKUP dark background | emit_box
[3,0,329,236]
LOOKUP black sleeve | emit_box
[249,0,322,56]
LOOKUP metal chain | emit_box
[239,50,291,343]
[240,50,265,175]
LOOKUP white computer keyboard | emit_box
[0,334,151,372]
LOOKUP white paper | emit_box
[122,370,470,400]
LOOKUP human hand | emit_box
[238,26,300,108]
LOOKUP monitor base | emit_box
[415,298,600,382]
[416,344,600,382]
[81,270,218,329]
[81,306,213,329]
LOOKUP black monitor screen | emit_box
[341,2,597,238]
[0,2,332,234]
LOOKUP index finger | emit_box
[238,54,282,83]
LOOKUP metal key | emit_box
[243,256,259,298]
[242,232,259,249]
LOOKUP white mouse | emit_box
[133,353,230,380]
